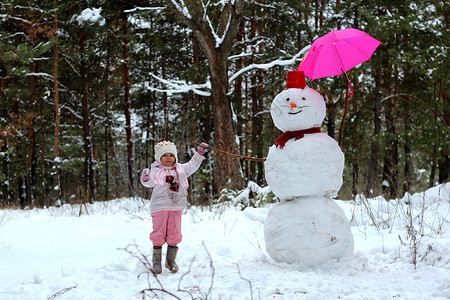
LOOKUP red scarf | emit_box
[274,127,321,149]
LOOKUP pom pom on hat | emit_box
[154,140,178,164]
[286,71,306,89]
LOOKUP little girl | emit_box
[140,140,208,274]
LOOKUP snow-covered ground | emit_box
[0,183,449,299]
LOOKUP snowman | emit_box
[264,71,354,266]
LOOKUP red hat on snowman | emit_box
[286,71,306,89]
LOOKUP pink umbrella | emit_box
[297,28,382,145]
[298,28,382,82]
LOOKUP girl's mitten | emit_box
[141,168,150,182]
[197,142,209,155]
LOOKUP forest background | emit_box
[0,0,448,209]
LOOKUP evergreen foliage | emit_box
[0,0,448,208]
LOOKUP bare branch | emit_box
[235,263,254,300]
[229,45,310,84]
[135,73,211,97]
[48,284,78,300]
[202,241,215,299]
[124,6,166,13]
[177,257,196,300]
[119,242,195,299]
[0,213,10,229]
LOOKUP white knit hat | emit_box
[154,140,178,164]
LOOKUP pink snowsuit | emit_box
[141,152,204,247]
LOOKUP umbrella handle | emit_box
[347,80,354,97]
[341,69,354,98]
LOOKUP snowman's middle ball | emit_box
[271,87,326,132]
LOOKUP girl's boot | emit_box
[165,246,179,273]
[152,247,162,274]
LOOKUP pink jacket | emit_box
[141,152,205,213]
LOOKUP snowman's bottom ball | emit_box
[264,197,354,266]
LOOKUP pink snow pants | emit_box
[150,209,183,247]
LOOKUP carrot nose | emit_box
[290,102,297,108]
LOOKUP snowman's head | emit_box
[271,72,326,132]
[271,88,326,132]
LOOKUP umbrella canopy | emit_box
[297,28,382,146]
[298,28,382,80]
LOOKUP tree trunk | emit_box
[430,133,438,187]
[192,39,211,203]
[162,64,169,139]
[233,21,245,179]
[438,79,449,183]
[53,0,62,204]
[121,13,134,196]
[13,101,20,207]
[382,62,398,198]
[1,143,11,205]
[18,175,26,209]
[151,98,156,160]
[319,0,326,28]
[250,73,257,182]
[366,67,382,196]
[104,83,110,201]
[144,91,156,168]
[256,68,264,185]
[352,159,359,196]
[27,62,37,206]
[403,114,412,193]
[144,95,151,167]
[164,0,245,193]
[80,34,96,203]
[256,0,264,185]
[314,0,319,30]
[250,13,257,183]
[210,59,244,193]
[324,88,336,139]
[244,75,250,181]
[351,95,359,196]
[304,0,312,36]
[382,101,399,198]
[39,84,50,207]
[0,68,8,204]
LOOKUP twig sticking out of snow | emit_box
[0,213,10,229]
[120,242,188,299]
[177,257,197,299]
[48,284,78,300]
[236,263,262,300]
[201,241,216,299]
[120,241,260,299]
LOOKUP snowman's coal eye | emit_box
[302,97,306,101]
[286,98,290,101]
